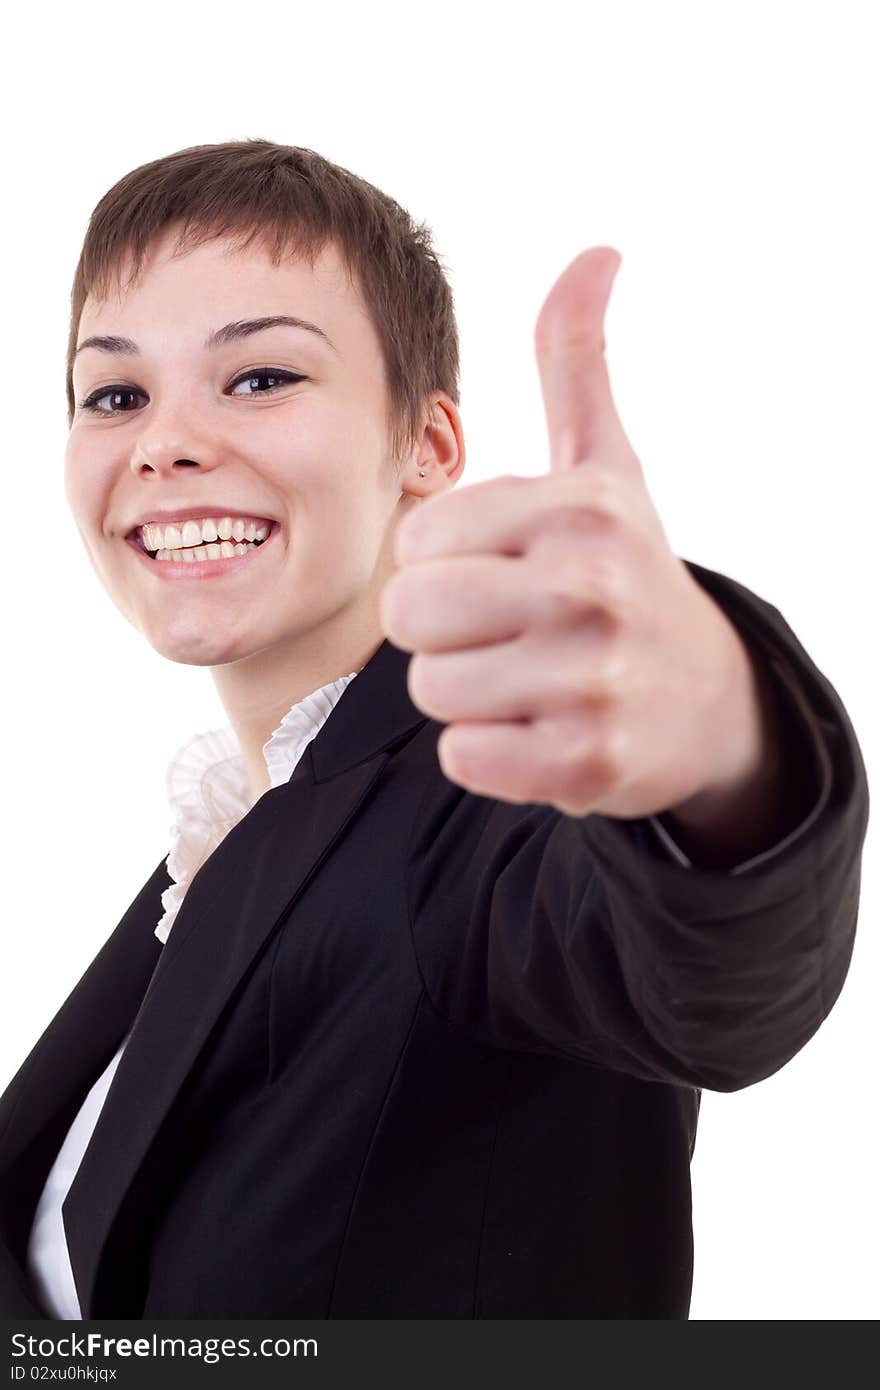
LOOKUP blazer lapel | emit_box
[0,855,169,1316]
[60,636,426,1318]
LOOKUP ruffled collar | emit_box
[156,669,360,944]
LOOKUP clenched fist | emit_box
[380,248,781,829]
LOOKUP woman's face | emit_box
[65,227,451,667]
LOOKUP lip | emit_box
[124,519,280,580]
[127,505,277,531]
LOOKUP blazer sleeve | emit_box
[405,559,870,1093]
[646,619,836,874]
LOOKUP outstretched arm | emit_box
[405,559,867,1093]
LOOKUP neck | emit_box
[207,496,415,806]
[209,599,386,807]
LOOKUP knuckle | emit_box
[594,468,623,512]
[584,551,628,610]
[571,718,625,789]
[574,743,618,793]
[576,647,624,700]
[572,466,625,523]
[533,580,585,627]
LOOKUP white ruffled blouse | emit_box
[26,668,361,1320]
[155,669,360,945]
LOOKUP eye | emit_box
[78,368,307,415]
[228,369,307,398]
[79,385,146,416]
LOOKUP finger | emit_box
[437,707,609,812]
[406,625,619,723]
[534,246,638,476]
[393,471,626,566]
[382,550,617,654]
[382,553,530,652]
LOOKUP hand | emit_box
[379,248,767,820]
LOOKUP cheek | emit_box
[284,486,380,591]
[300,489,360,567]
[62,442,80,508]
[64,440,108,532]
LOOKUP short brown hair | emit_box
[65,138,461,465]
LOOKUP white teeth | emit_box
[140,515,272,552]
[154,540,260,562]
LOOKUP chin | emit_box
[145,624,255,668]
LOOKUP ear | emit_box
[399,393,466,497]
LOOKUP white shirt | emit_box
[26,669,360,1320]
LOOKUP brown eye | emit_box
[80,386,145,415]
[229,369,307,397]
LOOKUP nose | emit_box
[133,452,204,475]
[130,428,224,480]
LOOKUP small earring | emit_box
[418,469,426,477]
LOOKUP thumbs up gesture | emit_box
[380,248,776,822]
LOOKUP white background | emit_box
[2,0,876,1320]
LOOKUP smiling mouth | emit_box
[146,534,269,561]
[131,523,277,561]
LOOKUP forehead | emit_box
[77,227,368,344]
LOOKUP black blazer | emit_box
[0,560,869,1320]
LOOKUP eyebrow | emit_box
[73,314,338,359]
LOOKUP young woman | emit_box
[0,139,869,1320]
